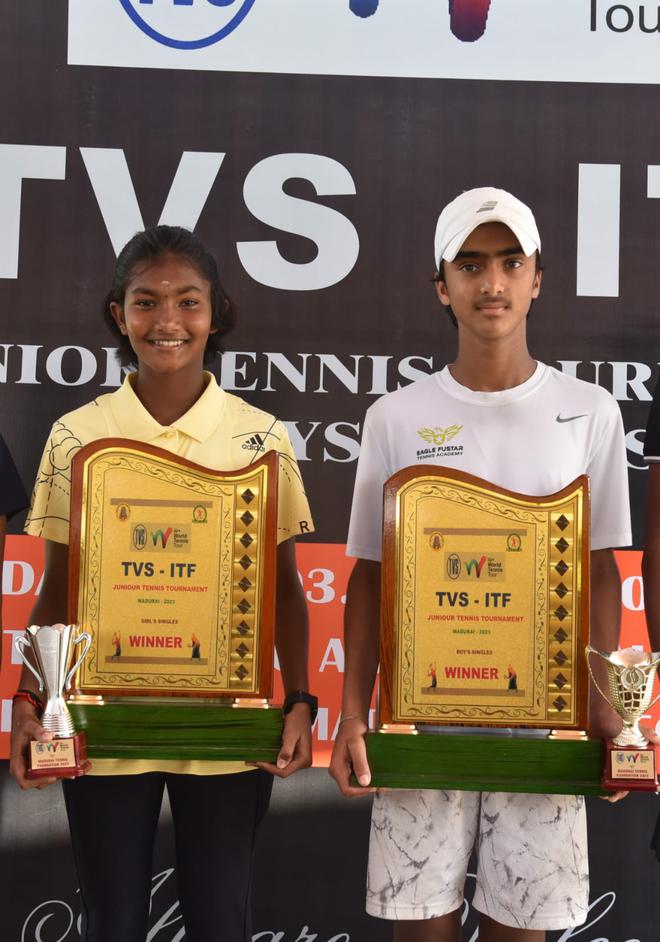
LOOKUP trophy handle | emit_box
[585,645,612,706]
[65,632,92,691]
[14,636,45,692]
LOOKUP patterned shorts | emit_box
[366,789,589,931]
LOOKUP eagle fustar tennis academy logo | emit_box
[117,0,493,50]
[416,424,464,461]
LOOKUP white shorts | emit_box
[366,789,589,931]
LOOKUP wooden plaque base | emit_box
[69,702,282,763]
[27,731,88,779]
[358,731,606,795]
[602,742,660,792]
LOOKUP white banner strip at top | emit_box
[68,0,660,84]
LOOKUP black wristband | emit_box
[12,688,44,714]
[283,690,318,723]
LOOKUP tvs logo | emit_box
[133,524,148,549]
[447,553,461,578]
[118,0,256,50]
[443,552,505,581]
[118,0,492,50]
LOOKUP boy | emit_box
[330,188,630,941]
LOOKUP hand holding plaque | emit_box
[586,645,660,791]
[15,624,91,778]
[63,441,283,763]
[360,467,607,795]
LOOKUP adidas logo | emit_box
[242,434,266,452]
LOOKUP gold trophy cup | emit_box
[586,645,660,790]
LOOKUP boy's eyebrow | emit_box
[454,245,524,261]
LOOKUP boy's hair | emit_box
[103,225,235,367]
[434,252,543,328]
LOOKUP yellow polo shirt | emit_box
[26,372,313,776]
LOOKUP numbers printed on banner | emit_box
[302,568,337,604]
[296,567,349,604]
[621,575,644,612]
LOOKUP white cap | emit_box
[434,187,541,268]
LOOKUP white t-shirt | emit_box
[347,363,631,560]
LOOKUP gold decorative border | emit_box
[76,447,268,695]
[392,477,585,727]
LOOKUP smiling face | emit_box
[110,253,215,380]
[435,222,541,345]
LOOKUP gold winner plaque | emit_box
[67,440,277,700]
[379,468,590,730]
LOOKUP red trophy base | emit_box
[27,731,88,779]
[602,741,660,792]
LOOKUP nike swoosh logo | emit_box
[556,414,588,423]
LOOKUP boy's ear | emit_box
[434,278,451,307]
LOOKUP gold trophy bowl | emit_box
[586,645,660,790]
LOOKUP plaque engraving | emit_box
[380,467,590,730]
[68,440,277,700]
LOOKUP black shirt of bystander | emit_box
[0,434,28,520]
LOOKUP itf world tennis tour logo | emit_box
[118,0,493,49]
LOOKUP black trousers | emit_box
[62,770,273,942]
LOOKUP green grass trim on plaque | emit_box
[69,701,282,763]
[359,731,605,795]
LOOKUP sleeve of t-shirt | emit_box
[0,434,29,520]
[273,421,314,543]
[24,420,84,545]
[644,377,660,462]
[346,405,391,562]
[587,398,632,551]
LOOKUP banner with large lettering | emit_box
[68,0,660,84]
[2,1,660,938]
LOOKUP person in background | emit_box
[640,388,660,860]
[0,433,29,670]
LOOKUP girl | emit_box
[10,225,315,941]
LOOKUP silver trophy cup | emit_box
[15,624,91,737]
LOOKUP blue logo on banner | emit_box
[118,0,256,50]
[349,0,379,15]
[118,1,489,51]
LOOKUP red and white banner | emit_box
[3,538,656,766]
